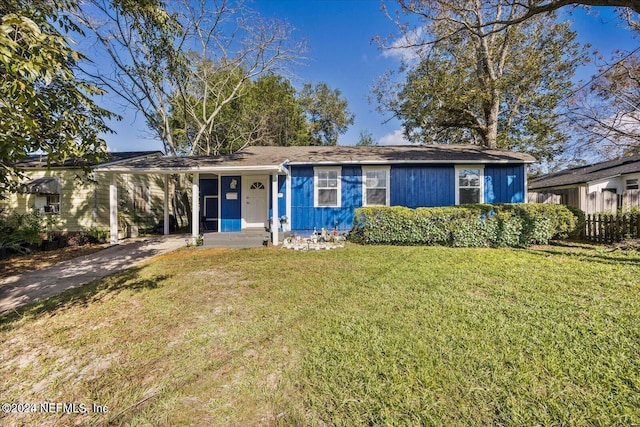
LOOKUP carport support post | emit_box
[271,174,279,245]
[109,173,118,245]
[192,172,200,242]
[163,175,170,235]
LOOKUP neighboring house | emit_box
[528,155,640,214]
[2,151,166,233]
[95,145,535,244]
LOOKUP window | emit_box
[626,179,639,190]
[35,194,60,214]
[314,167,341,207]
[363,167,390,206]
[455,166,484,204]
[133,184,150,213]
[250,182,265,190]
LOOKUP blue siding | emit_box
[220,176,241,232]
[289,163,527,234]
[279,175,287,219]
[290,166,361,234]
[484,164,525,203]
[390,165,455,207]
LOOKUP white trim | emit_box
[523,164,528,204]
[217,177,221,232]
[362,166,391,206]
[455,165,485,205]
[314,166,342,208]
[626,178,639,190]
[272,174,279,245]
[285,173,292,232]
[192,172,200,239]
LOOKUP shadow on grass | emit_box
[0,266,172,329]
[526,245,640,267]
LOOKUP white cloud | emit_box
[379,129,410,146]
[381,27,424,63]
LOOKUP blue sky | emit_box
[99,1,637,153]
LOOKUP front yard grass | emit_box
[1,243,639,425]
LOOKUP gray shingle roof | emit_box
[529,154,640,190]
[14,151,163,168]
[94,145,535,173]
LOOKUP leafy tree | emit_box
[75,0,304,156]
[236,74,310,149]
[170,71,310,155]
[169,71,353,154]
[299,82,355,146]
[0,0,115,194]
[392,0,640,33]
[376,1,582,163]
[356,130,378,146]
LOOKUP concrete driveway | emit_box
[0,235,189,314]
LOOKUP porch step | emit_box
[201,231,271,248]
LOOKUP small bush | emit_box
[349,204,579,247]
[83,227,108,244]
[0,210,44,248]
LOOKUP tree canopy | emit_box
[393,0,640,33]
[376,0,582,163]
[169,71,353,155]
[75,0,310,157]
[0,0,115,193]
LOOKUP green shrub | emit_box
[565,206,586,239]
[83,227,108,244]
[0,210,44,248]
[349,204,579,247]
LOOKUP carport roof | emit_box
[93,145,536,173]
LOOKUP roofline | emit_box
[530,172,627,189]
[529,183,587,191]
[15,151,165,170]
[94,164,289,174]
[287,159,535,166]
[95,151,164,167]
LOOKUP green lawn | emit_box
[1,244,639,426]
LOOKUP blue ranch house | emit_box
[95,145,536,245]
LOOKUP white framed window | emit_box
[35,194,60,214]
[363,166,390,206]
[626,178,639,190]
[133,184,150,213]
[314,167,341,207]
[455,166,484,205]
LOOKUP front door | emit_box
[243,176,268,229]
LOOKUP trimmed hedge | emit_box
[349,204,579,247]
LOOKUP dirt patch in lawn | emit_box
[0,244,109,276]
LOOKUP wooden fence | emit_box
[527,192,562,204]
[585,213,640,243]
[528,189,640,214]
